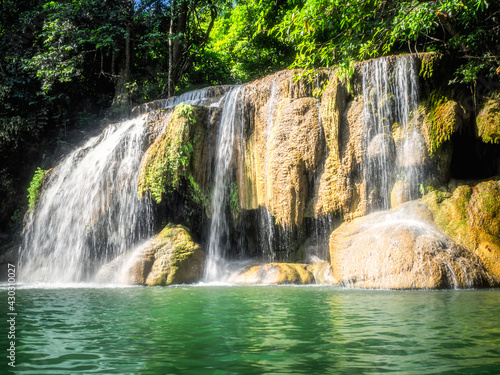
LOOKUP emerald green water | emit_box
[2,286,500,374]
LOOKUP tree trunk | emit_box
[167,0,188,97]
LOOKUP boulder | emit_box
[307,262,335,284]
[234,263,314,284]
[329,202,495,289]
[97,224,205,285]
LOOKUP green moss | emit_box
[419,52,443,79]
[27,167,48,210]
[476,98,500,144]
[138,104,205,203]
[424,91,461,155]
[229,181,240,216]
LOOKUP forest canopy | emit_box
[0,0,499,231]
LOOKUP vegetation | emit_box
[138,104,204,203]
[1,0,499,232]
[27,167,47,210]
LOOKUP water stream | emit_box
[204,86,243,281]
[19,116,153,283]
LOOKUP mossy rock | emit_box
[424,96,463,155]
[476,98,500,144]
[137,104,207,203]
[423,179,500,280]
[95,223,205,285]
[145,224,205,285]
[234,263,314,284]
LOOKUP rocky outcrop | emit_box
[97,224,204,285]
[138,104,209,203]
[238,70,328,228]
[476,97,500,144]
[314,75,367,220]
[329,202,495,289]
[423,179,500,280]
[234,263,314,284]
[232,261,334,285]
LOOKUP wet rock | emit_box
[390,180,409,208]
[367,133,396,160]
[329,202,495,289]
[307,262,335,284]
[97,224,205,285]
[423,179,500,279]
[234,263,314,284]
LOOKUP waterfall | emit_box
[362,55,420,209]
[204,86,243,281]
[19,116,153,283]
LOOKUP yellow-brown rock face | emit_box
[240,70,328,228]
[423,179,500,279]
[234,263,314,284]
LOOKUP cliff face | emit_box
[16,54,500,287]
[135,53,500,275]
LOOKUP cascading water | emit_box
[19,116,153,283]
[363,55,420,208]
[204,86,243,281]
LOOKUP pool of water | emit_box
[1,285,500,374]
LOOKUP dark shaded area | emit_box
[450,133,500,179]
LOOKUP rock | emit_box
[423,97,463,155]
[97,224,205,285]
[314,93,367,220]
[423,179,500,279]
[240,70,329,227]
[234,263,314,284]
[137,104,208,203]
[329,202,495,289]
[307,262,335,284]
[144,224,205,285]
[390,180,409,208]
[476,97,500,144]
[367,133,396,160]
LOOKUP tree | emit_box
[165,0,219,97]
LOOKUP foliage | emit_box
[256,0,499,83]
[27,167,47,210]
[206,2,294,82]
[138,104,203,203]
[229,181,240,215]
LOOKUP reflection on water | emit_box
[2,286,500,374]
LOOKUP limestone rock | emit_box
[423,179,500,279]
[314,92,367,220]
[96,224,205,285]
[234,263,314,284]
[137,104,208,203]
[239,70,329,227]
[329,202,495,289]
[144,224,205,285]
[476,98,500,144]
[390,180,409,208]
[307,262,335,284]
